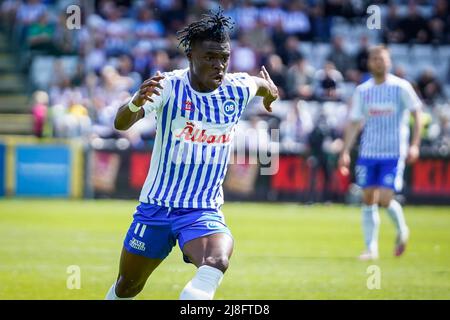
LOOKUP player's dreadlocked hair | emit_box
[177,8,234,54]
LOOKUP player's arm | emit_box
[338,120,363,175]
[338,87,364,175]
[407,109,422,164]
[252,66,279,112]
[114,72,165,131]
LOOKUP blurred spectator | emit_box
[392,65,407,79]
[230,34,257,73]
[103,5,132,57]
[326,36,356,81]
[280,101,314,151]
[26,12,58,54]
[278,36,304,67]
[16,0,47,27]
[85,38,107,73]
[307,113,341,203]
[382,4,403,44]
[281,1,311,40]
[264,54,287,100]
[398,2,430,43]
[160,0,186,34]
[355,35,370,82]
[31,90,49,138]
[259,0,283,29]
[233,0,259,32]
[134,8,165,40]
[245,17,273,57]
[286,57,315,100]
[416,69,446,105]
[314,61,344,101]
[116,54,142,92]
[309,2,331,42]
[428,0,450,45]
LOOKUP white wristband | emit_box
[128,100,142,113]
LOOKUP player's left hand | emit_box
[258,66,279,112]
[406,145,420,164]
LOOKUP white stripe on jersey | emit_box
[350,74,422,159]
[138,68,257,209]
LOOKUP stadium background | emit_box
[0,0,449,300]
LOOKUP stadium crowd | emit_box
[1,0,449,156]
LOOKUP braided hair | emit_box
[177,8,234,54]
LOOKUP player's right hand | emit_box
[132,71,165,107]
[338,151,350,176]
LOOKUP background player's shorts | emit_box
[355,157,405,192]
[123,202,232,263]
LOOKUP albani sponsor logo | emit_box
[129,237,146,251]
[175,122,231,144]
[368,108,394,116]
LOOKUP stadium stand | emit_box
[0,0,449,152]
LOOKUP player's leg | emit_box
[106,247,164,299]
[106,204,176,299]
[355,158,380,260]
[360,187,380,260]
[170,207,233,300]
[179,232,233,300]
[378,158,409,256]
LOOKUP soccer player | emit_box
[338,46,422,261]
[105,11,279,300]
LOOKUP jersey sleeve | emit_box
[400,81,422,111]
[131,74,171,117]
[349,87,364,121]
[234,72,258,104]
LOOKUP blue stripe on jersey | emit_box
[167,141,190,204]
[236,86,246,119]
[159,140,181,201]
[146,84,173,202]
[211,145,231,200]
[205,146,227,201]
[225,85,238,123]
[152,79,181,199]
[211,94,221,123]
[193,93,204,122]
[194,146,218,205]
[184,85,198,121]
[188,143,209,208]
[202,95,212,123]
[175,142,198,206]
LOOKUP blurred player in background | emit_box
[105,10,279,300]
[339,46,422,261]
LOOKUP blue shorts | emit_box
[355,157,405,192]
[123,202,232,263]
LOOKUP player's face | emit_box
[189,40,230,91]
[368,50,391,77]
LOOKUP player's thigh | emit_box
[120,218,175,284]
[355,158,377,190]
[182,233,234,272]
[362,187,379,205]
[117,246,164,283]
[378,158,405,193]
[378,188,395,208]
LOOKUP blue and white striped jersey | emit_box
[137,68,258,209]
[349,74,422,159]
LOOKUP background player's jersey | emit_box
[349,74,422,159]
[137,68,258,209]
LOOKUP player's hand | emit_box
[258,66,278,112]
[338,151,351,176]
[406,145,420,164]
[132,71,165,107]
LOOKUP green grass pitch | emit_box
[0,199,449,299]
